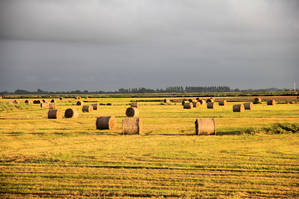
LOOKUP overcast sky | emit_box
[0,0,298,91]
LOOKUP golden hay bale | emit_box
[192,101,200,108]
[42,99,47,103]
[49,103,56,110]
[64,108,79,118]
[267,99,276,105]
[164,99,170,103]
[40,103,49,108]
[96,116,116,130]
[199,99,206,105]
[33,100,41,104]
[218,100,227,106]
[126,107,139,117]
[182,99,187,105]
[50,99,56,103]
[188,99,193,102]
[206,98,214,103]
[82,105,93,112]
[207,102,217,109]
[48,109,62,119]
[25,100,32,104]
[183,102,192,109]
[59,97,63,100]
[244,102,253,110]
[253,97,262,104]
[233,104,245,112]
[130,102,138,108]
[122,118,143,135]
[76,101,83,106]
[91,103,98,110]
[195,118,216,135]
[13,100,20,104]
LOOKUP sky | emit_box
[0,0,298,91]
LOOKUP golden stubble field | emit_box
[0,97,298,198]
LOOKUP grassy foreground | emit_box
[0,97,298,198]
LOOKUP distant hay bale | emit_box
[206,98,214,103]
[42,99,47,103]
[195,118,216,135]
[253,97,262,104]
[33,100,41,104]
[75,96,81,100]
[244,102,253,110]
[59,97,63,100]
[267,99,276,105]
[76,101,83,106]
[91,103,98,110]
[182,99,187,105]
[50,99,56,103]
[130,102,138,108]
[49,103,56,110]
[48,109,62,119]
[126,107,139,117]
[207,102,217,109]
[233,104,245,112]
[25,100,32,104]
[64,108,79,118]
[218,100,227,106]
[96,116,116,130]
[164,99,170,103]
[82,105,92,112]
[40,103,49,108]
[13,100,19,104]
[199,99,206,105]
[192,101,200,108]
[188,99,193,102]
[122,118,143,135]
[183,102,192,109]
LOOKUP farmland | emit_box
[0,96,298,198]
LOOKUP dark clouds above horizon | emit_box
[0,0,298,91]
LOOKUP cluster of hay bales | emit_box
[64,108,79,118]
[195,119,216,135]
[96,116,116,130]
[233,104,245,112]
[33,100,41,104]
[126,107,139,117]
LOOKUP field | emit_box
[0,96,298,198]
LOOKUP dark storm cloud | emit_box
[0,0,298,91]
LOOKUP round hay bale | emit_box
[183,102,192,109]
[188,99,193,102]
[82,105,92,112]
[244,102,253,110]
[122,118,143,135]
[192,101,200,108]
[267,99,276,105]
[195,118,216,135]
[206,98,214,103]
[233,104,244,112]
[42,99,47,103]
[40,102,49,108]
[76,101,83,106]
[126,107,139,117]
[182,99,187,105]
[75,96,81,100]
[218,100,227,106]
[253,97,262,104]
[49,103,56,110]
[13,100,20,104]
[130,102,138,108]
[64,108,79,118]
[207,102,217,109]
[96,116,116,130]
[59,97,63,100]
[25,100,32,104]
[48,109,62,119]
[199,99,206,105]
[50,99,56,103]
[91,103,98,110]
[164,99,170,103]
[33,100,41,104]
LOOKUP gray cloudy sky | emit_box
[0,0,298,91]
